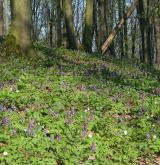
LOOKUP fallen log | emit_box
[102,0,139,54]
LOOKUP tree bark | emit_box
[62,0,77,50]
[96,0,106,51]
[56,0,62,47]
[3,0,9,35]
[105,0,116,56]
[0,0,4,36]
[47,8,53,47]
[154,6,160,64]
[82,0,94,52]
[131,18,137,58]
[123,0,128,58]
[137,0,152,64]
[118,0,124,58]
[10,0,33,55]
[10,0,14,21]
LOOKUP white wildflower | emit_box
[124,130,128,136]
[3,151,8,156]
[88,131,93,138]
[153,135,157,139]
[155,100,158,105]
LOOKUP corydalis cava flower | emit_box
[90,142,96,152]
[2,117,10,126]
[26,120,36,136]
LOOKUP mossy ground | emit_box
[0,45,160,164]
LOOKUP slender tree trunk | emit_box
[10,0,14,21]
[10,0,34,56]
[118,0,124,58]
[96,0,106,51]
[131,18,137,58]
[154,8,160,64]
[47,8,53,47]
[106,0,115,56]
[123,0,128,58]
[3,0,9,35]
[62,0,77,50]
[137,0,152,64]
[82,0,94,52]
[56,0,62,47]
[0,0,4,36]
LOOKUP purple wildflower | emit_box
[0,83,4,89]
[85,68,94,76]
[7,107,13,113]
[26,128,34,136]
[90,142,96,152]
[48,108,59,118]
[79,84,86,91]
[83,123,88,132]
[91,85,96,91]
[69,107,76,116]
[82,122,88,138]
[140,94,146,102]
[55,133,62,141]
[28,120,35,128]
[146,133,151,140]
[2,117,10,126]
[0,104,5,111]
[26,120,36,136]
[138,107,146,117]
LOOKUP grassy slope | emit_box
[0,46,160,164]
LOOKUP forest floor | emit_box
[0,45,160,164]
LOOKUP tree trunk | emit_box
[131,18,137,58]
[123,0,128,58]
[56,0,62,47]
[137,0,152,64]
[106,0,115,56]
[0,0,4,36]
[47,8,53,47]
[118,0,124,58]
[82,0,94,52]
[154,8,160,64]
[10,0,33,56]
[10,0,14,21]
[96,0,106,51]
[62,0,77,50]
[3,0,9,35]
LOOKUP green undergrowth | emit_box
[0,45,160,164]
